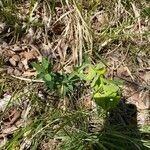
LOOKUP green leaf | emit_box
[77,64,96,81]
[91,74,100,87]
[95,63,105,70]
[32,63,43,73]
[68,84,73,92]
[68,72,78,80]
[44,74,52,81]
[42,58,49,70]
[85,66,96,80]
[93,94,121,110]
[103,84,119,96]
[96,67,106,75]
[37,73,44,79]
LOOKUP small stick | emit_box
[11,75,44,83]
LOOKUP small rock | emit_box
[12,55,20,62]
[9,58,16,66]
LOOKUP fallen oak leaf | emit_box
[11,55,20,62]
[20,49,39,70]
[3,109,21,126]
[9,58,17,67]
[21,59,28,70]
[22,49,38,60]
[0,122,23,135]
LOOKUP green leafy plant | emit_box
[76,63,121,110]
[32,58,52,82]
[33,58,121,111]
[32,58,77,98]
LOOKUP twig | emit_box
[11,75,44,83]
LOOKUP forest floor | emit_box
[0,0,150,149]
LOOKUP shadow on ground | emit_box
[103,98,150,150]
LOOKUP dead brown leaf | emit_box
[9,58,17,67]
[11,55,20,62]
[13,69,22,76]
[3,109,21,126]
[21,50,38,60]
[22,71,36,77]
